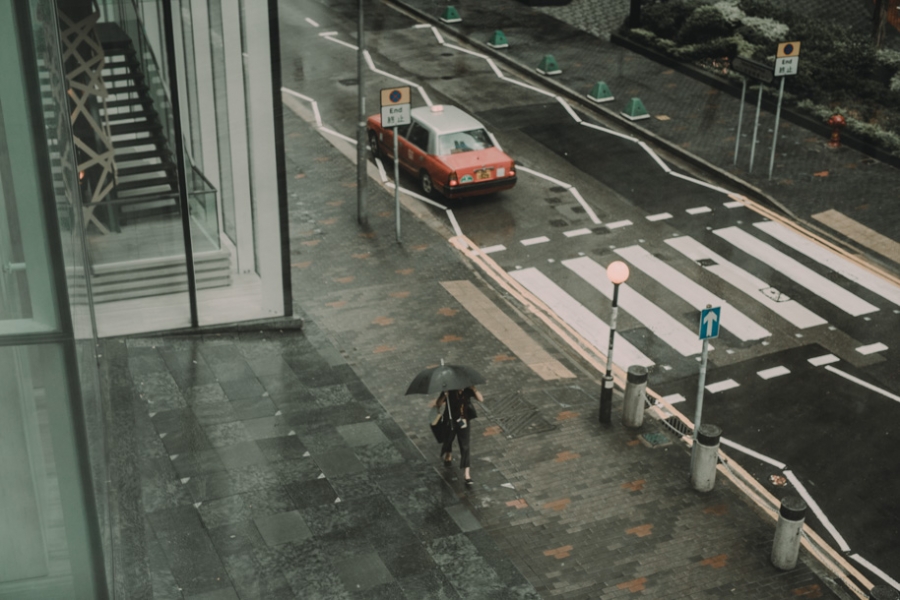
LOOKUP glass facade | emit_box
[0,0,289,596]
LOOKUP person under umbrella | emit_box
[435,385,484,487]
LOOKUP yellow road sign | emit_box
[380,86,411,106]
[777,41,801,58]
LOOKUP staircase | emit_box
[95,22,179,223]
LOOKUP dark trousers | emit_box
[441,423,471,469]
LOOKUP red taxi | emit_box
[367,104,517,199]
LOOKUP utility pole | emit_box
[356,0,367,225]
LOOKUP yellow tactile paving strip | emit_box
[813,209,900,265]
[440,280,575,381]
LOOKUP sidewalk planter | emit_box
[621,97,650,120]
[536,54,562,76]
[440,5,462,23]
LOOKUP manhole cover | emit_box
[760,287,791,302]
[697,258,717,267]
[485,391,556,439]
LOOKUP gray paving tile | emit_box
[284,477,338,508]
[216,441,269,469]
[445,504,482,533]
[220,378,266,401]
[333,550,394,593]
[337,421,391,447]
[312,446,366,478]
[254,510,313,546]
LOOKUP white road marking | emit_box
[605,220,632,230]
[363,49,375,71]
[856,342,888,355]
[723,200,744,208]
[615,245,771,341]
[320,127,356,144]
[686,206,711,215]
[755,220,900,308]
[521,236,550,246]
[510,267,654,369]
[412,23,431,28]
[564,228,592,238]
[375,157,388,182]
[556,96,582,123]
[486,58,504,78]
[715,226,879,317]
[784,470,851,552]
[638,141,671,173]
[661,393,686,404]
[825,365,900,403]
[430,26,444,45]
[304,17,319,27]
[719,438,786,469]
[580,121,639,142]
[564,256,707,356]
[568,187,601,224]
[446,210,463,238]
[646,212,673,222]
[517,165,571,189]
[849,554,900,592]
[665,236,826,329]
[669,171,731,194]
[481,244,506,254]
[757,365,790,379]
[808,353,839,366]
[323,35,358,50]
[318,31,338,36]
[706,379,739,393]
[443,42,487,59]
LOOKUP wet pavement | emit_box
[101,0,900,598]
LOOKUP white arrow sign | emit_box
[699,306,721,340]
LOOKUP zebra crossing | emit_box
[501,220,897,373]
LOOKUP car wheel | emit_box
[420,171,434,197]
[368,131,380,160]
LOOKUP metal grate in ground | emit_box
[485,390,557,439]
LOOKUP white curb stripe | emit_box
[564,228,592,238]
[318,31,338,36]
[363,49,375,71]
[431,26,444,45]
[568,187,601,224]
[856,342,888,355]
[580,121,639,141]
[825,365,900,403]
[320,127,356,144]
[305,17,319,27]
[757,365,790,379]
[638,141,671,173]
[686,206,712,215]
[646,212,673,222]
[556,96,582,123]
[605,220,632,230]
[850,554,900,591]
[669,171,731,194]
[517,165,571,189]
[808,353,839,366]
[446,209,463,238]
[706,379,739,393]
[443,42,487,59]
[784,470,850,552]
[480,244,506,254]
[500,77,556,97]
[486,58,504,78]
[521,236,550,246]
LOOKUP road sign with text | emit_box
[699,307,721,340]
[380,86,411,128]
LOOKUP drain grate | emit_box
[485,390,556,439]
[697,258,717,267]
[663,416,692,437]
[639,432,672,448]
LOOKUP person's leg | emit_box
[441,428,456,463]
[457,426,472,482]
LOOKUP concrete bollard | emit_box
[622,365,648,428]
[690,424,721,492]
[869,585,900,600]
[771,496,807,570]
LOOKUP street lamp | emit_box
[600,260,629,424]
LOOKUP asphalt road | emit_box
[279,0,900,585]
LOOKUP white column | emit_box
[221,0,255,273]
[243,0,284,316]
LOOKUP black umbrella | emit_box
[405,360,485,395]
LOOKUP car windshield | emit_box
[437,129,494,155]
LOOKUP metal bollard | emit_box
[771,496,807,570]
[690,424,721,492]
[622,365,648,428]
[869,585,900,600]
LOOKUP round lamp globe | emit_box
[607,261,630,285]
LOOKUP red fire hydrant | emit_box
[827,114,846,148]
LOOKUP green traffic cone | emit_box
[587,81,614,103]
[487,30,509,49]
[621,97,650,120]
[536,54,561,76]
[440,5,462,23]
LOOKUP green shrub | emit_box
[672,36,740,61]
[737,0,796,24]
[677,4,737,44]
[736,16,789,47]
[641,0,704,40]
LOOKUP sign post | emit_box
[380,87,411,242]
[730,57,773,165]
[692,305,720,465]
[769,42,800,180]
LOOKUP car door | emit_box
[401,121,430,174]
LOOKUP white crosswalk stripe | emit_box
[715,226,878,316]
[665,235,826,329]
[510,267,655,369]
[562,256,707,356]
[614,245,771,342]
[754,220,900,307]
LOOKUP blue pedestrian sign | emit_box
[699,306,721,340]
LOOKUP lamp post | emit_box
[600,261,629,424]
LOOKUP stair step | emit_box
[88,276,232,304]
[107,84,149,96]
[103,71,141,83]
[105,110,151,122]
[112,136,162,149]
[104,97,153,109]
[110,121,162,136]
[115,149,169,162]
[92,250,231,275]
[90,260,230,283]
[117,163,174,176]
[115,175,176,192]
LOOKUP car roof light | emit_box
[430,104,444,112]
